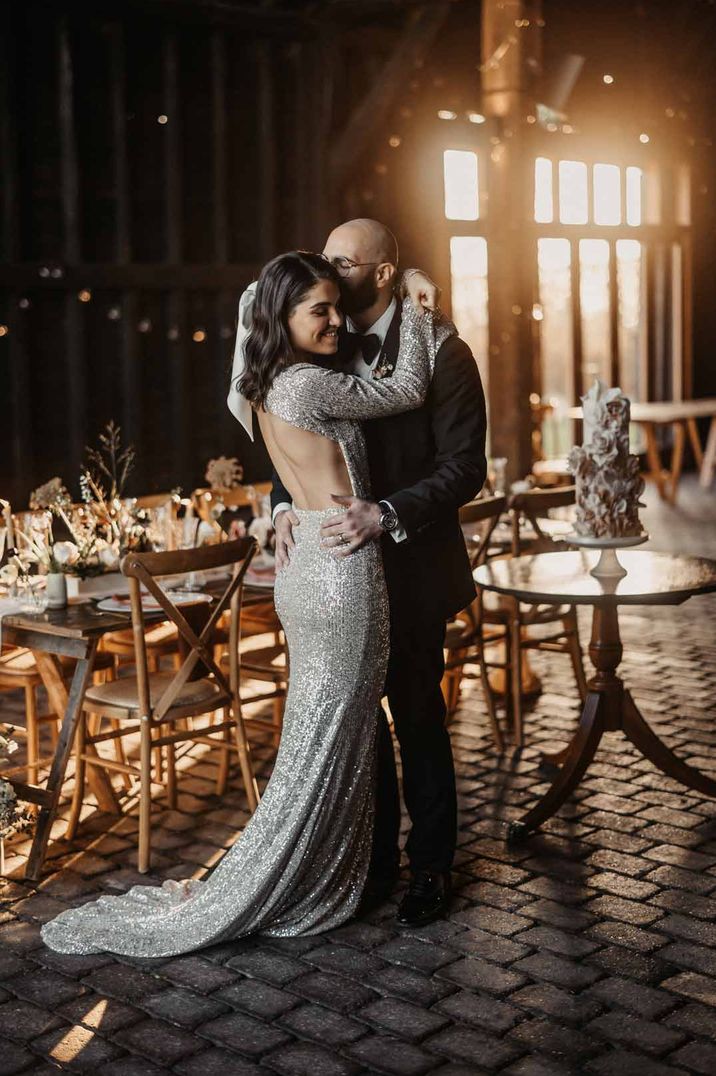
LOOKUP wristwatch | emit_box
[378,500,399,533]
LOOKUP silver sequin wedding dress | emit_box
[41,300,455,957]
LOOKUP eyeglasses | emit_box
[321,254,380,278]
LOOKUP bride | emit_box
[42,251,455,957]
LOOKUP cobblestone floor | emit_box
[1,478,715,1075]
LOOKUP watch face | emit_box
[380,506,398,532]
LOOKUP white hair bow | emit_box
[227,281,258,441]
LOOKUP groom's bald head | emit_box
[324,219,398,268]
[323,219,398,324]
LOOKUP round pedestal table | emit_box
[473,550,716,840]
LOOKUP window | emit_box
[449,236,489,398]
[443,150,479,221]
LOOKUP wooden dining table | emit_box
[2,582,272,881]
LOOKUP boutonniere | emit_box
[372,360,395,381]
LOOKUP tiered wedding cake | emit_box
[568,380,645,540]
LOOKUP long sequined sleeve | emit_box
[278,299,455,424]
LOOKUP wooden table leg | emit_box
[686,417,704,470]
[667,420,685,504]
[622,689,716,798]
[509,602,621,839]
[508,600,716,842]
[700,416,716,489]
[643,422,667,500]
[508,692,605,839]
[25,642,105,881]
[32,650,119,814]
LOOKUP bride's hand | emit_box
[402,268,441,313]
[275,509,299,569]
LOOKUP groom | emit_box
[271,219,487,926]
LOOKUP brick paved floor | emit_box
[1,477,715,1074]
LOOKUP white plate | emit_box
[96,592,213,614]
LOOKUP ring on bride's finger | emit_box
[339,534,348,545]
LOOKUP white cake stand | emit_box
[566,532,649,579]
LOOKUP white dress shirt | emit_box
[272,296,407,542]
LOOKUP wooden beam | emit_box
[330,4,452,190]
[5,292,30,505]
[58,19,80,264]
[609,240,619,387]
[167,291,189,479]
[257,41,276,259]
[570,237,583,401]
[0,263,262,289]
[212,30,229,263]
[58,18,84,478]
[163,33,182,263]
[109,22,131,264]
[0,9,18,263]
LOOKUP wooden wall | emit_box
[0,2,345,505]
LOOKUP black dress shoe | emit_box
[357,869,400,915]
[396,870,451,927]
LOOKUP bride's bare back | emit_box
[258,409,352,510]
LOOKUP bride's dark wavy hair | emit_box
[239,251,341,409]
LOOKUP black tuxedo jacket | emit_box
[270,304,487,627]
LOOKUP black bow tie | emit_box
[346,331,382,366]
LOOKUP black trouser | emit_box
[370,613,457,876]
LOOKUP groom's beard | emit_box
[340,274,379,317]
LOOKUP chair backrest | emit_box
[459,494,508,569]
[192,486,261,521]
[121,536,258,722]
[507,485,576,556]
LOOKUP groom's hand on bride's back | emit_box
[402,269,441,313]
[320,495,382,557]
[274,509,300,569]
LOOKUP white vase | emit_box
[46,572,68,609]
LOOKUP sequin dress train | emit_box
[41,300,455,957]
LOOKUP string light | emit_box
[532,303,544,321]
[18,298,30,310]
[138,318,152,333]
[526,114,536,124]
[467,112,486,124]
[192,329,206,342]
[50,268,63,278]
[603,74,614,85]
[78,289,92,302]
[167,327,179,341]
[437,110,457,121]
[639,132,650,143]
[39,267,50,278]
[157,114,168,125]
[388,135,401,148]
[374,163,388,175]
[0,326,8,337]
[107,307,121,320]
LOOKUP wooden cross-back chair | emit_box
[505,485,588,746]
[67,536,260,872]
[442,494,509,748]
